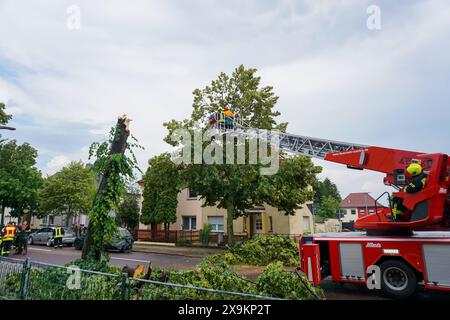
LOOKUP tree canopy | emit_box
[0,140,43,224]
[313,178,341,204]
[38,161,96,225]
[163,65,321,244]
[0,102,12,125]
[116,192,140,231]
[315,195,340,219]
[141,153,181,230]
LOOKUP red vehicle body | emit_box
[298,146,450,298]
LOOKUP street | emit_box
[7,245,450,300]
[17,245,202,271]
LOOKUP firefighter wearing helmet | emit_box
[391,162,427,222]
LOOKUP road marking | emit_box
[28,247,52,252]
[110,257,150,264]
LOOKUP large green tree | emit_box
[0,140,43,224]
[313,178,341,204]
[141,153,181,235]
[38,161,96,225]
[116,192,140,231]
[164,65,321,244]
[315,195,340,219]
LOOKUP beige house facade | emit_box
[138,188,314,237]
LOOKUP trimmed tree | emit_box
[81,115,142,261]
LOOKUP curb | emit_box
[131,248,206,258]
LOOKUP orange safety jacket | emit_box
[3,226,16,241]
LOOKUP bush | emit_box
[256,262,324,300]
[199,224,213,246]
[0,258,323,300]
[204,235,299,267]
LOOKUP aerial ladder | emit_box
[209,111,450,298]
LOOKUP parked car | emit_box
[27,227,77,247]
[74,227,133,253]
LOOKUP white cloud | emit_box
[45,155,71,174]
[0,0,449,197]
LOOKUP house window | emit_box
[369,209,375,214]
[351,209,356,215]
[182,216,197,230]
[303,216,310,231]
[208,216,224,232]
[49,216,55,225]
[255,217,263,231]
[187,189,198,199]
[42,216,48,224]
[268,216,273,232]
[360,209,365,215]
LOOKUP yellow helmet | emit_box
[406,163,423,176]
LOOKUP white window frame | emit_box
[208,216,224,233]
[182,216,197,231]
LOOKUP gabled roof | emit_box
[340,193,385,208]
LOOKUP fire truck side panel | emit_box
[422,244,450,290]
[313,234,450,291]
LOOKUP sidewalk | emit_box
[132,241,226,257]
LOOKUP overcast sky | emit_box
[1,0,449,200]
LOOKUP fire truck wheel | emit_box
[380,260,417,299]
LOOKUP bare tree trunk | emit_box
[0,202,5,226]
[82,116,131,261]
[151,223,157,240]
[226,199,235,246]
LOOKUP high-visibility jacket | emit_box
[224,110,234,117]
[403,173,427,194]
[53,227,64,239]
[3,226,16,241]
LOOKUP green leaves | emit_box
[38,161,96,222]
[0,102,12,125]
[0,140,43,219]
[116,193,140,230]
[316,195,341,219]
[260,156,322,215]
[205,235,300,267]
[161,65,322,244]
[313,178,341,204]
[85,122,143,260]
[141,153,181,226]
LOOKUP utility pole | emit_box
[81,115,131,261]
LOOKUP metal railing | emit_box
[0,257,282,300]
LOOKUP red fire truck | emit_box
[297,145,450,298]
[210,112,449,298]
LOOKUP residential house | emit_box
[137,186,314,240]
[339,192,385,223]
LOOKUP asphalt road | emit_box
[8,245,450,300]
[321,277,450,300]
[16,245,202,270]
